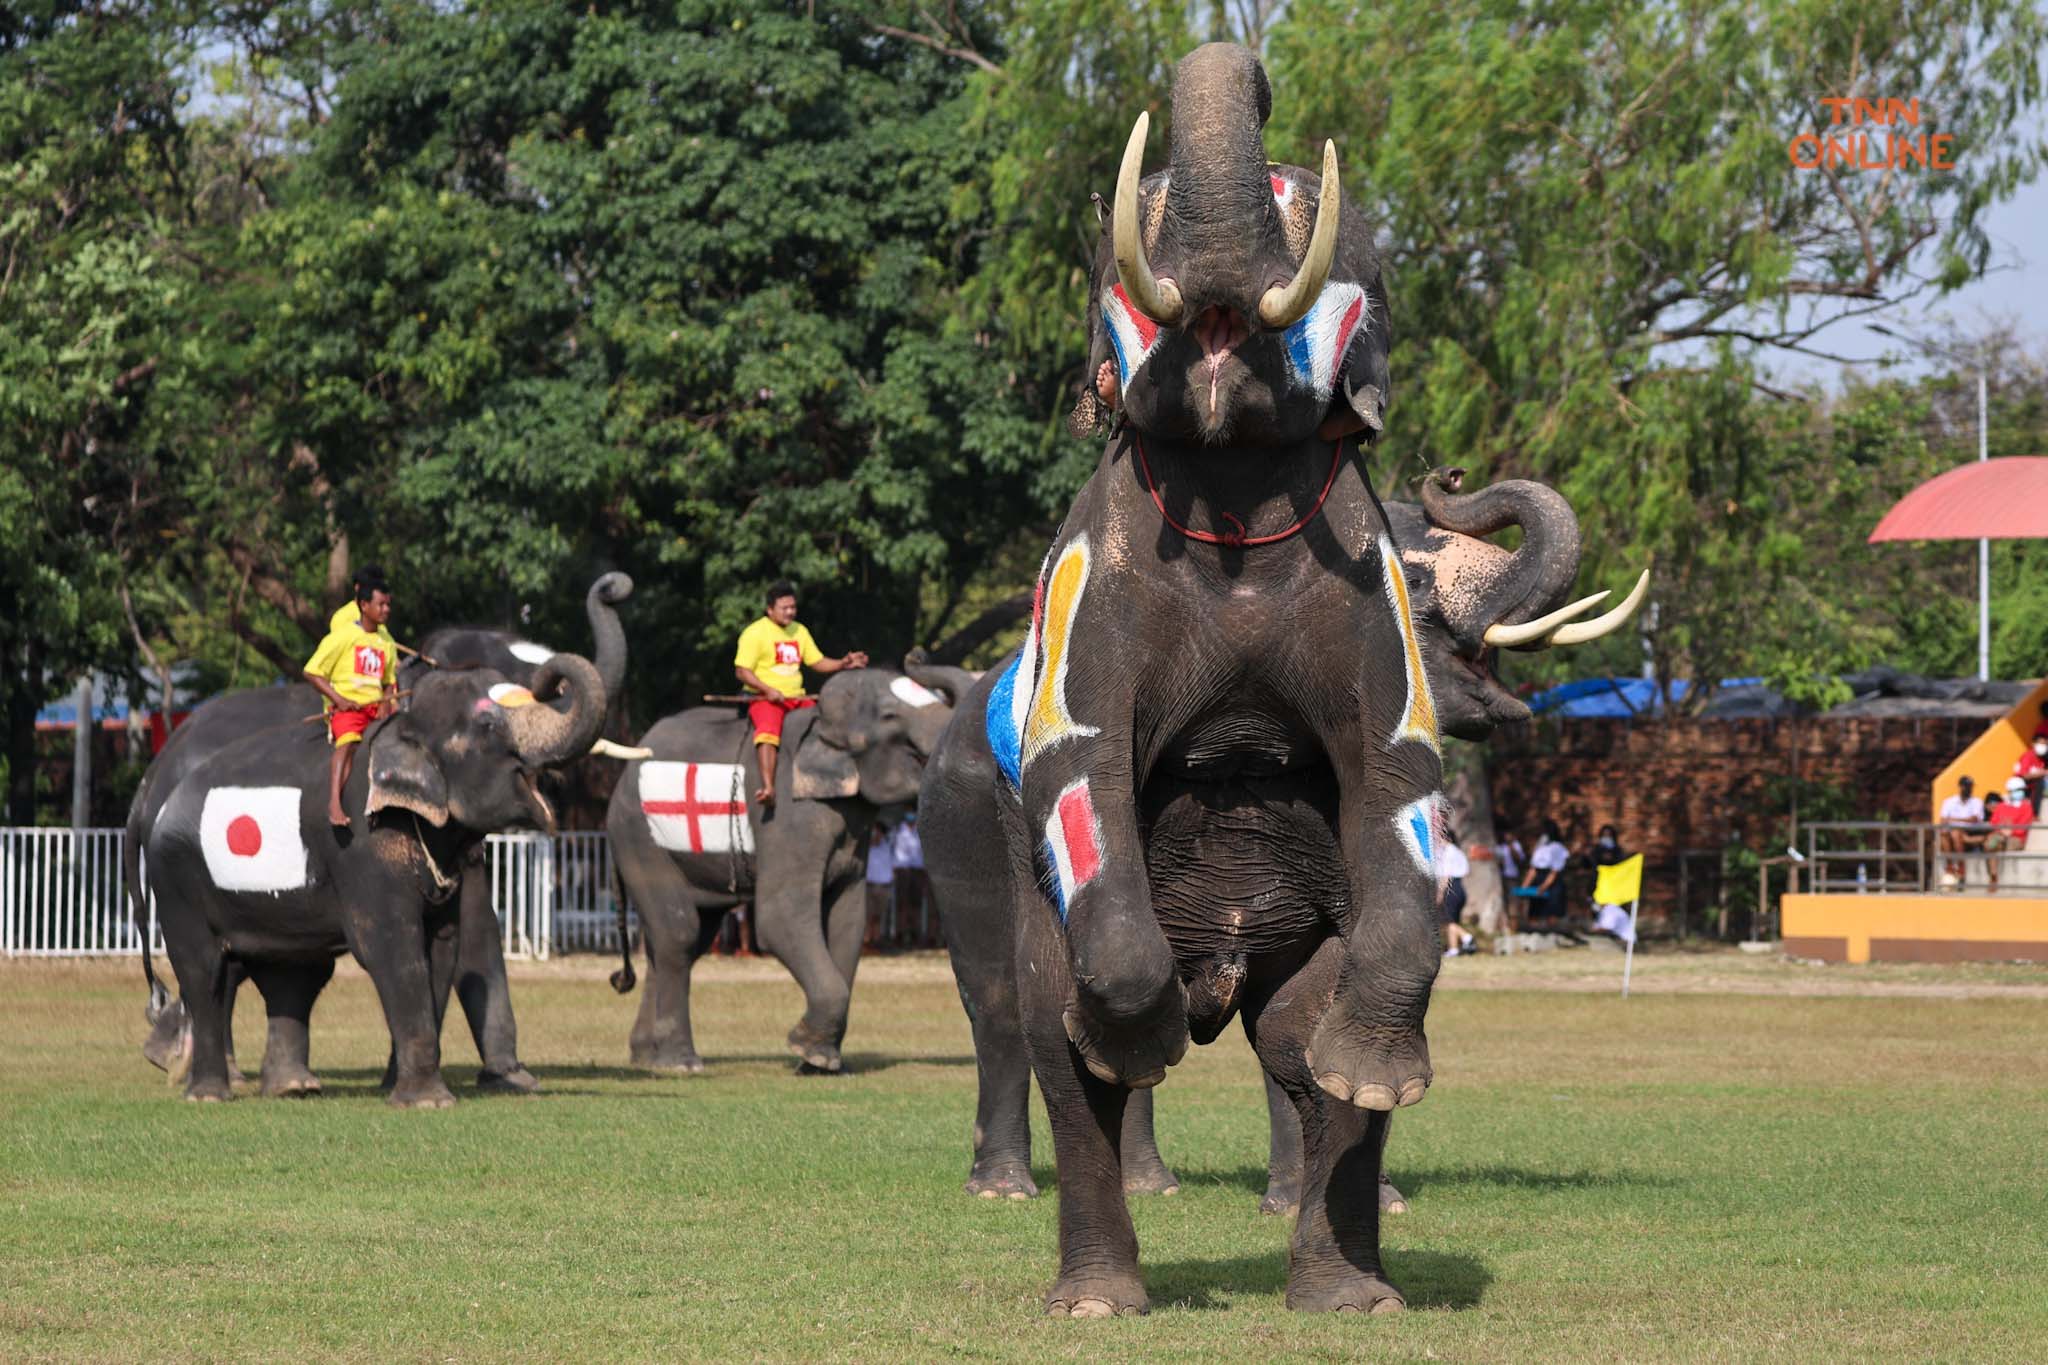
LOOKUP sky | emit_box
[1758,137,2048,392]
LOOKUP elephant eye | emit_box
[880,710,902,724]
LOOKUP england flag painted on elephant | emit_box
[1280,281,1367,405]
[199,787,309,893]
[1101,283,1165,387]
[640,762,753,856]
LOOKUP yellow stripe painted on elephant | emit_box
[1380,533,1439,751]
[1023,536,1101,765]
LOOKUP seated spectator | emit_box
[1436,829,1474,957]
[1986,778,2035,891]
[1937,775,1986,890]
[1521,820,1571,927]
[1588,824,1632,939]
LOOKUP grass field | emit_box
[4,947,2047,1360]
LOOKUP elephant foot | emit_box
[182,1076,234,1103]
[1380,1173,1409,1215]
[142,1005,190,1076]
[388,1078,457,1110]
[1286,1272,1405,1315]
[260,1066,323,1098]
[1045,1270,1148,1318]
[786,1025,842,1074]
[227,1058,249,1087]
[1304,994,1431,1111]
[477,1066,540,1094]
[631,1045,705,1075]
[1060,995,1189,1091]
[965,1159,1039,1201]
[1260,1174,1302,1216]
[1121,1158,1180,1198]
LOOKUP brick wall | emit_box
[1483,715,1983,929]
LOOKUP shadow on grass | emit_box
[1146,1248,1490,1311]
[1182,1163,1677,1199]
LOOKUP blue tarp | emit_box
[1528,677,1764,718]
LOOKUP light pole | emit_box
[1868,325,1990,681]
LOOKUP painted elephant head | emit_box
[1071,42,1391,449]
[1387,468,1650,741]
[405,572,646,759]
[367,654,606,833]
[787,657,969,809]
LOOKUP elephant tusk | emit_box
[1258,139,1342,329]
[1112,111,1184,325]
[1482,589,1611,650]
[590,738,653,760]
[1547,569,1651,646]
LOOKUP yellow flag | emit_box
[1594,853,1644,906]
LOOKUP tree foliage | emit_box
[3,0,2047,820]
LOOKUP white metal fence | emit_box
[0,827,160,956]
[0,826,632,960]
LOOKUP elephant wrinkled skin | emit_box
[922,42,1644,1317]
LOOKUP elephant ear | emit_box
[788,727,860,801]
[366,716,449,826]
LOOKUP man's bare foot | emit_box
[754,786,775,807]
[329,807,350,828]
[1095,360,1117,405]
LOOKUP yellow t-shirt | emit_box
[305,616,397,707]
[735,618,822,698]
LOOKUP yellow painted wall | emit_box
[1781,893,2048,964]
[1929,677,2048,822]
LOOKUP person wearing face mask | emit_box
[1588,824,1631,936]
[2013,737,2047,813]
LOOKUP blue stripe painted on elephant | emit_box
[1038,838,1068,922]
[986,654,1023,788]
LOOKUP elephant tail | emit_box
[126,830,169,1023]
[607,861,637,994]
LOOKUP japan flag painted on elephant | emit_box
[199,786,309,893]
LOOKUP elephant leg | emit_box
[343,899,454,1110]
[1119,1088,1179,1196]
[1247,937,1405,1314]
[625,855,715,1073]
[221,961,248,1086]
[248,959,335,1097]
[1017,898,1147,1317]
[1301,777,1441,1113]
[822,873,866,1003]
[932,837,1038,1200]
[1259,1066,1304,1214]
[163,921,234,1103]
[453,855,535,1092]
[752,875,852,1075]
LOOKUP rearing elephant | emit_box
[605,657,967,1074]
[919,43,1644,1317]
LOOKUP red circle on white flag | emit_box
[226,815,263,857]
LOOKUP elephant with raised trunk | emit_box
[920,43,1644,1317]
[140,655,603,1106]
[605,657,967,1075]
[130,573,641,1093]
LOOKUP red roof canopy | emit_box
[1869,457,2048,542]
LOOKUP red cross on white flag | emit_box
[640,762,753,855]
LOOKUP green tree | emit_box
[0,1,197,820]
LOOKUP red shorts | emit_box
[328,703,380,747]
[748,695,815,747]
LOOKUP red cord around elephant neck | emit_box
[1132,430,1345,549]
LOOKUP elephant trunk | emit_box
[1419,468,1584,645]
[901,650,975,708]
[505,654,606,770]
[1162,43,1284,319]
[583,572,633,713]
